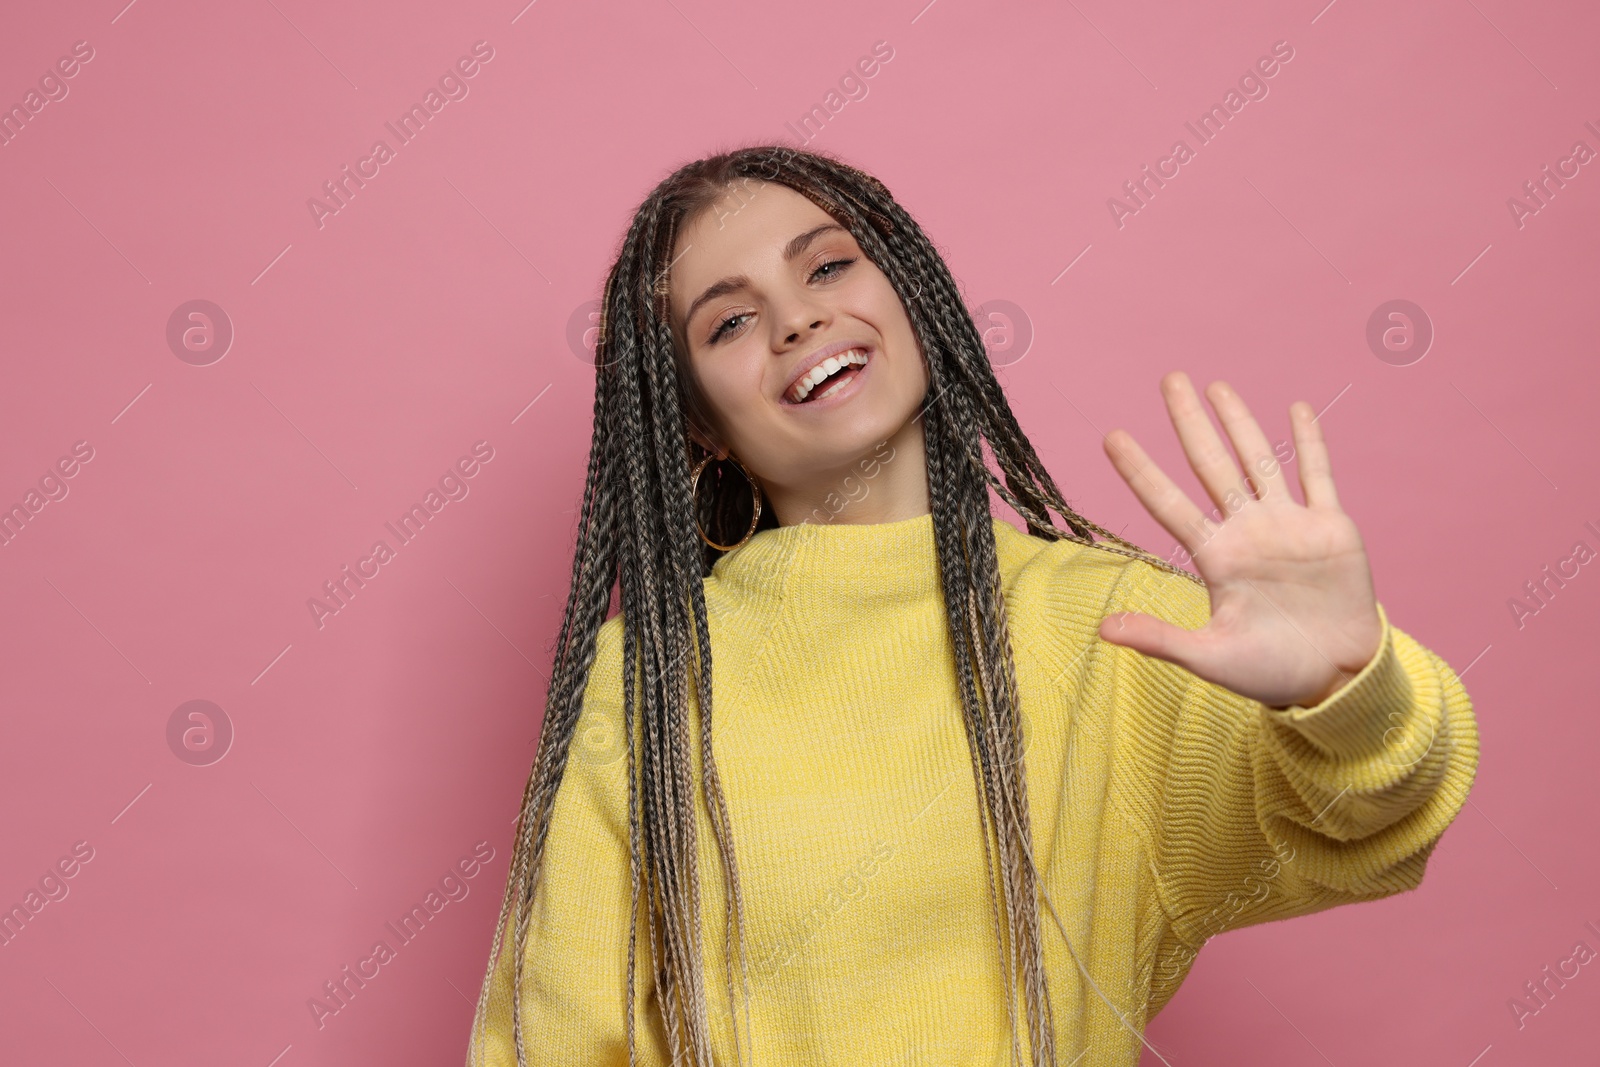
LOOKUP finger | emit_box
[1099,611,1205,675]
[1160,371,1254,516]
[1203,380,1292,506]
[1102,427,1217,559]
[1290,400,1341,510]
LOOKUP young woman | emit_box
[465,145,1479,1067]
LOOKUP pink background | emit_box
[2,0,1595,1064]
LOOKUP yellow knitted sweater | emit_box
[468,511,1479,1066]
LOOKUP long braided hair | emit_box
[468,143,1205,1067]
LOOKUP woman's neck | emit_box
[763,414,931,528]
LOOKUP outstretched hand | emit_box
[1098,372,1384,711]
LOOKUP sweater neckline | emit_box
[711,510,1018,599]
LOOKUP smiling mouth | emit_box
[785,349,871,405]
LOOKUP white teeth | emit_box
[816,377,852,401]
[791,349,868,402]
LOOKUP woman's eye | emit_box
[810,257,855,282]
[710,312,749,343]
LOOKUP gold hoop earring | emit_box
[690,452,763,551]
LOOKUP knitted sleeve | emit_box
[467,619,661,1067]
[1094,556,1480,991]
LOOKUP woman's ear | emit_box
[687,421,728,459]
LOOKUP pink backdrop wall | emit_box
[2,1,1595,1063]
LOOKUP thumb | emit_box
[1098,611,1202,672]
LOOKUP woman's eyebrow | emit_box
[682,223,849,327]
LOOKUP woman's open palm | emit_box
[1097,371,1385,711]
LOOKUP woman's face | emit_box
[668,180,930,526]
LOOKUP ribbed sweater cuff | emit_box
[1259,602,1423,761]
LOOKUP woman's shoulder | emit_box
[992,517,1210,643]
[991,516,1160,589]
[596,609,625,655]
